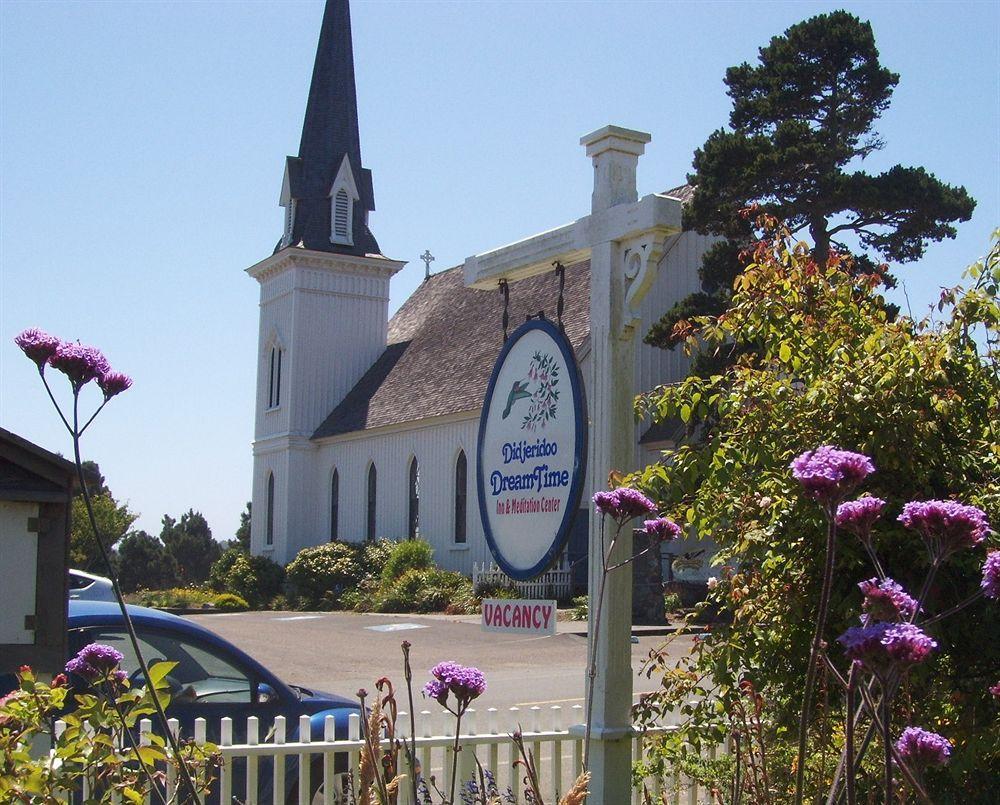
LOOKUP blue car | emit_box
[64,600,359,801]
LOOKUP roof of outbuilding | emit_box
[313,260,591,438]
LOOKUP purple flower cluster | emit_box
[895,727,951,769]
[48,341,110,388]
[14,328,132,397]
[423,661,486,709]
[836,496,886,540]
[65,643,125,682]
[981,551,1000,599]
[898,499,990,557]
[838,622,937,674]
[644,517,682,543]
[790,446,875,504]
[593,487,657,524]
[14,328,61,369]
[990,681,1000,699]
[858,577,919,622]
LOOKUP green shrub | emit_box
[663,592,682,612]
[209,549,284,608]
[267,593,289,611]
[285,541,361,609]
[372,568,472,613]
[213,593,248,611]
[381,539,433,583]
[127,587,217,609]
[208,548,241,592]
[568,595,588,621]
[474,581,521,600]
[356,538,392,580]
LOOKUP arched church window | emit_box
[408,457,420,540]
[454,450,467,544]
[333,189,350,242]
[330,469,339,541]
[266,472,275,546]
[367,463,377,541]
[268,346,283,408]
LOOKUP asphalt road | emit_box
[185,610,694,718]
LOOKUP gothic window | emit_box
[454,450,467,544]
[330,469,339,541]
[268,346,283,408]
[266,472,275,546]
[367,463,377,541]
[408,457,420,540]
[333,189,351,243]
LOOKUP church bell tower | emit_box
[246,0,405,562]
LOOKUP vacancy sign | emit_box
[481,598,557,636]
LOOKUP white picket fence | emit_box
[472,562,574,600]
[51,705,721,804]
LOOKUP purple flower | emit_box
[14,328,61,370]
[790,446,875,504]
[898,500,990,558]
[644,517,683,543]
[592,488,657,524]
[836,497,886,540]
[858,577,919,622]
[98,370,132,400]
[423,661,487,709]
[48,341,111,388]
[422,679,449,705]
[989,681,1000,698]
[65,643,125,682]
[895,727,951,769]
[838,622,936,674]
[981,551,1000,599]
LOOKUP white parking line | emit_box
[365,623,428,632]
[272,615,325,621]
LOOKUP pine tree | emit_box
[647,10,975,351]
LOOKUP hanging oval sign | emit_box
[477,318,587,581]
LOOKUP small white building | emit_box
[247,0,713,580]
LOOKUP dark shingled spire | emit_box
[277,0,379,256]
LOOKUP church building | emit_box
[246,0,714,581]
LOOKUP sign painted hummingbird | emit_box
[502,380,531,419]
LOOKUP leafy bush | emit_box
[212,593,248,612]
[126,587,244,611]
[568,595,588,621]
[381,539,434,583]
[359,538,395,582]
[209,548,284,608]
[663,592,682,612]
[473,580,521,600]
[285,541,362,609]
[373,568,473,613]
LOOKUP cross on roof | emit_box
[420,249,435,280]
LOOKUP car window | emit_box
[82,627,253,705]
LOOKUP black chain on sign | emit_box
[553,260,566,331]
[499,278,510,342]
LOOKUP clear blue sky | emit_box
[2,1,997,543]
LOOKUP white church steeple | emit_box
[246,0,405,562]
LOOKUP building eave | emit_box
[246,247,405,283]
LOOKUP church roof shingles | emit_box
[312,261,591,439]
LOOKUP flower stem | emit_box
[583,516,617,770]
[845,665,857,805]
[881,687,893,804]
[449,707,463,805]
[793,506,838,805]
[401,643,419,805]
[70,392,201,804]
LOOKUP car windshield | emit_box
[79,626,253,705]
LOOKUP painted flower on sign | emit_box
[522,351,560,432]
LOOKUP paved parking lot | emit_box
[186,610,693,715]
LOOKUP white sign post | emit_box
[465,124,680,803]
